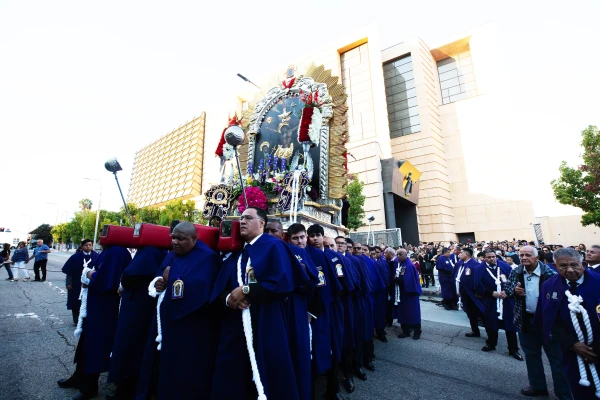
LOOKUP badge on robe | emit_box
[465,268,471,276]
[546,292,551,299]
[400,266,406,276]
[246,266,257,284]
[335,263,344,277]
[318,271,326,287]
[500,274,507,283]
[596,303,600,322]
[552,292,558,300]
[172,279,184,299]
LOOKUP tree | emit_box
[79,198,93,212]
[158,199,196,226]
[346,176,366,231]
[30,224,54,245]
[51,223,70,244]
[551,125,600,227]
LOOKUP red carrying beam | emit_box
[132,223,172,249]
[195,224,220,253]
[99,225,136,247]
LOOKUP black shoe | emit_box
[465,332,480,337]
[42,279,46,282]
[342,378,355,393]
[520,386,549,397]
[397,331,410,338]
[72,393,97,400]
[354,367,367,381]
[364,362,375,372]
[57,378,77,389]
[413,332,421,340]
[443,305,452,310]
[509,351,524,361]
[377,335,388,343]
[34,278,41,282]
[481,345,496,352]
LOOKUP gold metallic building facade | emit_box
[127,113,206,208]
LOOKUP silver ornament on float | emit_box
[225,125,245,147]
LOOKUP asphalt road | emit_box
[0,251,560,399]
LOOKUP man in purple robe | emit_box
[437,247,457,310]
[61,239,99,325]
[541,247,599,400]
[394,248,422,339]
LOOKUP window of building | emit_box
[383,54,420,138]
[437,50,477,105]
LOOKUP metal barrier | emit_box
[349,228,402,247]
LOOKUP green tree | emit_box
[551,125,600,227]
[158,199,196,226]
[30,224,54,245]
[347,176,366,231]
[79,198,93,212]
[51,223,70,244]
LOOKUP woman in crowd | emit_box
[10,241,30,282]
[1,243,13,281]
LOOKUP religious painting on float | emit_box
[204,63,350,227]
[398,160,422,204]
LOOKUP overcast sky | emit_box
[1,0,598,234]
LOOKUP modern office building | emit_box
[127,113,206,208]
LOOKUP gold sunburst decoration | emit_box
[240,63,348,199]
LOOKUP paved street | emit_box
[0,252,560,399]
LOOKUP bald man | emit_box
[138,221,221,399]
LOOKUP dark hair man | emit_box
[437,247,457,310]
[394,248,422,339]
[504,246,572,398]
[211,207,313,399]
[585,245,600,272]
[541,248,600,400]
[454,247,483,338]
[289,223,308,248]
[60,239,98,325]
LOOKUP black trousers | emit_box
[400,323,422,335]
[325,361,341,395]
[461,295,483,333]
[485,324,519,352]
[114,376,137,400]
[33,259,47,281]
[72,321,100,396]
[341,347,354,379]
[423,267,435,286]
[72,307,80,325]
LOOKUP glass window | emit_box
[383,54,420,138]
[437,50,478,105]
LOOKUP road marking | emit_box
[15,312,40,319]
[46,281,67,296]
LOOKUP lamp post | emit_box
[45,202,59,227]
[367,215,375,246]
[85,178,103,250]
[104,158,133,226]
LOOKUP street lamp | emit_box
[85,178,103,250]
[104,158,133,226]
[367,215,375,246]
[45,202,59,226]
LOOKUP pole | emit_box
[92,186,102,250]
[234,148,248,209]
[368,221,372,246]
[113,172,133,226]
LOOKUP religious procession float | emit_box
[204,64,350,236]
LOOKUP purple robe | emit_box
[437,255,456,300]
[395,257,422,325]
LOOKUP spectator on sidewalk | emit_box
[1,243,13,280]
[29,239,51,282]
[10,241,30,282]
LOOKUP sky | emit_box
[1,0,598,234]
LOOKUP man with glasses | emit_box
[211,208,313,400]
[505,246,572,399]
[541,248,599,400]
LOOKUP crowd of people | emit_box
[1,239,52,282]
[4,221,599,400]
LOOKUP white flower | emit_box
[223,144,235,161]
[309,107,322,146]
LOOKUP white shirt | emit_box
[588,263,600,271]
[524,264,541,313]
[225,234,263,306]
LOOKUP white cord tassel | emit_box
[148,277,165,350]
[309,322,313,360]
[486,267,503,320]
[74,266,93,338]
[290,170,301,223]
[455,265,465,311]
[565,290,600,397]
[394,266,401,305]
[237,254,267,400]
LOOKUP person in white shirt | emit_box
[585,244,600,272]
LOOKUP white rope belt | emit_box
[455,265,465,311]
[237,254,267,400]
[290,170,301,223]
[74,266,93,338]
[565,290,600,397]
[148,277,165,350]
[485,267,503,320]
[394,266,401,305]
